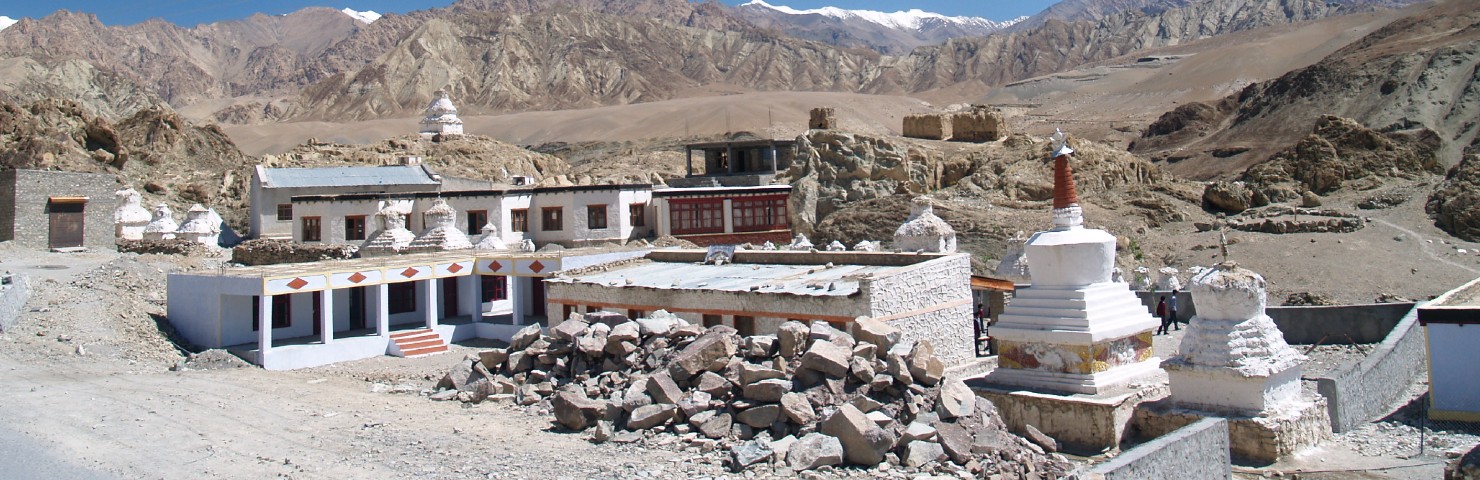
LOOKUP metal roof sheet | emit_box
[555,261,896,297]
[262,166,439,188]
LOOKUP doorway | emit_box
[442,277,459,318]
[348,287,366,331]
[47,199,85,249]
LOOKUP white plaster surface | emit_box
[420,90,465,136]
[1427,323,1480,416]
[113,188,150,240]
[1023,228,1116,287]
[893,197,956,253]
[143,203,178,240]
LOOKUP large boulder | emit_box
[1428,152,1480,242]
[853,317,902,350]
[627,403,677,430]
[820,403,896,465]
[743,379,793,403]
[777,321,809,357]
[902,440,947,467]
[509,324,542,350]
[808,321,855,348]
[550,318,589,342]
[1202,181,1253,213]
[780,392,817,425]
[786,433,844,471]
[730,440,773,472]
[935,422,974,464]
[667,327,738,380]
[552,389,607,431]
[738,363,785,385]
[647,372,685,405]
[736,404,782,428]
[801,341,851,377]
[906,340,945,386]
[936,378,975,420]
[698,412,733,439]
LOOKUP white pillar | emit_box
[374,283,389,336]
[463,275,482,321]
[510,276,525,326]
[258,294,273,361]
[319,289,334,345]
[424,279,439,329]
[722,199,734,234]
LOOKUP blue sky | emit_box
[1,1,1056,27]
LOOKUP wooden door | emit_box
[48,201,85,249]
[531,279,546,317]
[442,277,459,317]
[348,287,366,330]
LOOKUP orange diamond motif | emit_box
[489,260,503,271]
[528,260,545,274]
[286,277,309,290]
[446,263,464,274]
[347,272,367,284]
[401,267,419,278]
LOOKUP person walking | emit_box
[1169,289,1181,331]
[1155,297,1170,335]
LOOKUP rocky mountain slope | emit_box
[731,0,1021,55]
[1132,0,1480,178]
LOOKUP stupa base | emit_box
[1133,396,1331,465]
[969,367,1169,454]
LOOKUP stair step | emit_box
[398,339,444,350]
[389,328,433,339]
[402,344,449,358]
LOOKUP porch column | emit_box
[319,289,334,345]
[464,275,483,321]
[726,146,737,174]
[722,199,734,234]
[770,142,779,174]
[258,294,273,357]
[424,278,439,329]
[374,283,389,336]
[510,276,525,326]
[685,148,693,177]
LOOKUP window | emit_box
[302,216,322,242]
[702,314,722,328]
[587,205,608,230]
[345,215,367,241]
[511,209,529,232]
[480,275,508,302]
[276,204,292,221]
[542,207,563,231]
[670,199,724,235]
[467,210,488,232]
[628,309,645,320]
[388,282,416,315]
[629,204,646,227]
[734,316,756,336]
[732,195,788,232]
[563,304,576,320]
[251,295,292,331]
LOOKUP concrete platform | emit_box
[968,370,1169,455]
[1132,397,1331,466]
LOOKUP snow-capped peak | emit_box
[740,1,1020,31]
[0,16,18,31]
[340,8,381,24]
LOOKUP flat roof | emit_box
[292,183,654,203]
[261,165,439,189]
[550,260,886,297]
[204,245,650,280]
[652,185,791,197]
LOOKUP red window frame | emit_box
[669,198,725,235]
[480,275,508,302]
[731,194,788,232]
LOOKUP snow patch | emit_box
[0,16,18,31]
[740,0,1021,31]
[339,8,381,24]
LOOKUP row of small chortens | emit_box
[114,187,223,246]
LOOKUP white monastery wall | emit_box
[861,253,973,364]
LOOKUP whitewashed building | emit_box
[250,163,445,240]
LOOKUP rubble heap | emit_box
[433,313,1070,476]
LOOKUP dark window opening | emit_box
[587,205,608,230]
[302,216,322,242]
[467,210,488,233]
[511,209,529,232]
[345,215,366,241]
[252,295,292,331]
[542,207,563,231]
[480,275,508,302]
[388,282,416,315]
[629,204,646,228]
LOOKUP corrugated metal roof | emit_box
[262,166,439,188]
[556,261,898,297]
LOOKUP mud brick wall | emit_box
[903,114,951,140]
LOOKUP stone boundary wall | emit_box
[950,109,1007,143]
[1088,418,1231,480]
[0,273,32,332]
[903,114,951,140]
[1312,305,1427,433]
[1266,302,1415,344]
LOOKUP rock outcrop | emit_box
[1427,147,1480,241]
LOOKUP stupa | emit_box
[893,196,957,253]
[407,199,473,252]
[474,223,509,250]
[1136,262,1330,463]
[143,203,179,241]
[177,204,221,246]
[113,187,150,240]
[788,233,813,251]
[419,90,464,137]
[359,202,416,256]
[986,130,1161,394]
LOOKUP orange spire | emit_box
[1052,154,1079,209]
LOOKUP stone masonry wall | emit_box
[951,109,1008,143]
[862,254,973,365]
[1090,418,1231,480]
[6,170,118,249]
[1314,308,1427,432]
[0,170,16,242]
[544,280,870,328]
[903,114,951,140]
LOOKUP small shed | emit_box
[1417,276,1480,422]
[0,169,118,250]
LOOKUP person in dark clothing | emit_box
[1155,297,1170,335]
[973,303,988,356]
[1170,289,1181,331]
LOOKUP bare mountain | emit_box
[1009,0,1414,31]
[1132,0,1480,178]
[731,1,1021,55]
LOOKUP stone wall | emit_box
[903,114,951,140]
[809,107,835,130]
[1312,307,1427,432]
[951,109,1008,143]
[230,239,357,266]
[0,170,15,242]
[2,169,119,249]
[1089,418,1231,480]
[862,254,973,365]
[1266,303,1414,344]
[0,273,31,333]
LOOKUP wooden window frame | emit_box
[542,207,563,232]
[276,204,292,221]
[510,209,529,232]
[629,203,646,228]
[251,295,292,331]
[480,275,508,302]
[669,198,725,235]
[731,194,789,232]
[344,215,367,241]
[301,216,322,242]
[587,204,608,230]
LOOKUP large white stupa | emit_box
[419,90,464,137]
[986,130,1162,394]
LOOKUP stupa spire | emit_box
[1049,129,1083,230]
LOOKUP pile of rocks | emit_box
[116,238,212,256]
[229,239,356,266]
[433,312,1070,476]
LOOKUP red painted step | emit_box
[389,328,448,358]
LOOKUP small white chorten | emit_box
[1156,267,1183,291]
[177,204,221,246]
[408,199,473,252]
[853,240,878,252]
[826,240,847,252]
[893,196,957,253]
[994,230,1031,280]
[419,90,464,137]
[114,187,151,240]
[359,201,416,256]
[143,203,179,241]
[474,223,509,250]
[788,233,814,251]
[1164,262,1307,415]
[986,129,1162,394]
